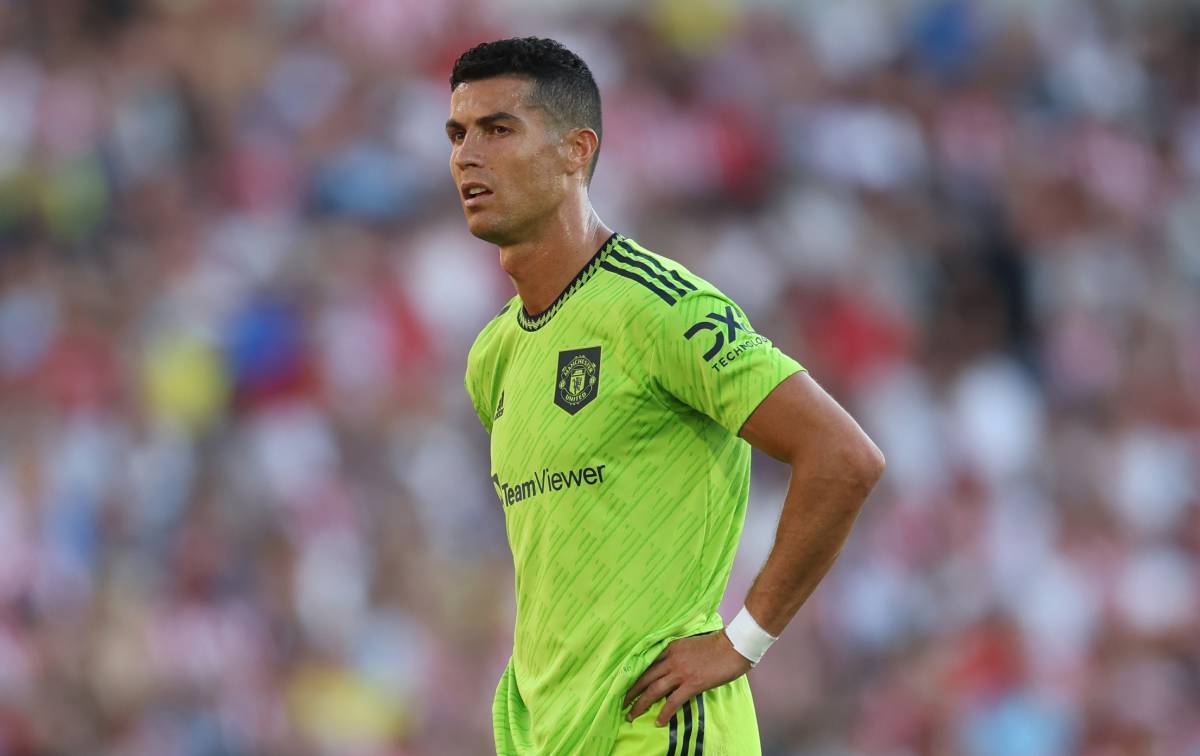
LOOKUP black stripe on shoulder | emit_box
[497,302,511,317]
[668,268,698,293]
[617,240,699,292]
[666,711,678,756]
[599,260,676,306]
[695,692,705,755]
[608,248,689,298]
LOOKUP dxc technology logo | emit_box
[684,305,769,372]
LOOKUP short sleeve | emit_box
[464,299,517,435]
[464,366,492,434]
[653,290,805,436]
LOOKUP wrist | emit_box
[723,606,778,667]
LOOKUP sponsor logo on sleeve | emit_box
[683,305,769,372]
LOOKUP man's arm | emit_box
[623,371,884,725]
[736,370,885,634]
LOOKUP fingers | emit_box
[626,675,678,722]
[656,687,694,728]
[623,658,669,708]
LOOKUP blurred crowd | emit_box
[0,0,1198,753]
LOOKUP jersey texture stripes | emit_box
[465,233,804,754]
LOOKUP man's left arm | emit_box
[623,370,885,725]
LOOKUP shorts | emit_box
[493,631,762,756]
[611,675,761,756]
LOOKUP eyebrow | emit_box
[445,111,522,131]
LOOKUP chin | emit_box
[467,214,519,246]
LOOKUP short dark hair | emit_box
[450,37,602,181]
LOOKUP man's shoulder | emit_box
[467,296,519,369]
[596,234,724,316]
[598,235,745,337]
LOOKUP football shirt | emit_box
[465,233,804,754]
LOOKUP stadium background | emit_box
[1,0,1198,753]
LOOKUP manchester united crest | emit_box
[555,347,601,415]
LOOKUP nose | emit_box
[453,131,484,172]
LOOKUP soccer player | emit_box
[450,37,885,755]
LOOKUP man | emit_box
[450,37,884,755]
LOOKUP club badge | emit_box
[555,347,601,415]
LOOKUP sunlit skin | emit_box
[447,75,612,316]
[449,74,885,731]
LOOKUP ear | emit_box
[561,127,599,179]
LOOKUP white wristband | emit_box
[723,606,778,667]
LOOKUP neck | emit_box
[498,196,612,317]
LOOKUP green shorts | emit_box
[493,664,761,755]
[612,675,761,756]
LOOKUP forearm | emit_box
[742,451,881,637]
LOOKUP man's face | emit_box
[446,76,570,246]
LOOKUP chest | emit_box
[487,327,667,488]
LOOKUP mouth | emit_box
[460,182,493,209]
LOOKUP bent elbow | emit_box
[842,435,885,495]
[859,439,886,488]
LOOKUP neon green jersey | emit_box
[464,233,805,754]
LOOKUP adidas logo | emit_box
[495,391,505,420]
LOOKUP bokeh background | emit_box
[1,0,1198,753]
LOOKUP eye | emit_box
[492,125,511,136]
[449,130,465,144]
